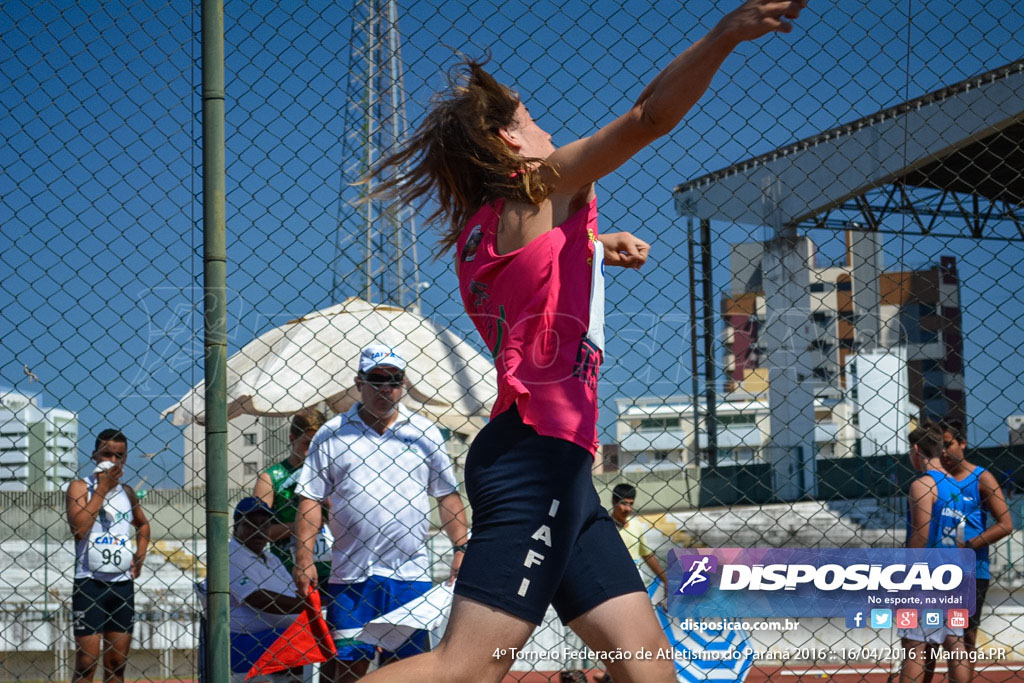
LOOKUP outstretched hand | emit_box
[599,232,650,269]
[717,0,807,45]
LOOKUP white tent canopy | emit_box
[161,298,496,435]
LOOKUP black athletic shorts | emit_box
[968,578,989,633]
[72,578,135,636]
[454,406,644,625]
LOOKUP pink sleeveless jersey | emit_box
[456,197,606,454]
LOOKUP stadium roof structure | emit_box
[674,59,1024,240]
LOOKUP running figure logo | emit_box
[676,554,718,596]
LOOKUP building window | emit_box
[836,280,852,291]
[718,413,756,427]
[637,417,677,432]
[243,461,258,476]
[242,432,257,446]
[809,282,828,293]
[716,447,755,465]
[919,359,944,388]
[908,326,939,344]
[812,367,834,382]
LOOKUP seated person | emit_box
[228,497,307,683]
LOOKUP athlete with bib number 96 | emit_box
[65,428,150,683]
[359,2,807,681]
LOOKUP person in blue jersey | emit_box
[940,420,1013,679]
[898,422,969,683]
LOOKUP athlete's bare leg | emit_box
[359,595,535,683]
[101,630,131,683]
[567,592,675,683]
[941,635,970,683]
[72,634,101,683]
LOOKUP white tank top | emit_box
[74,474,135,582]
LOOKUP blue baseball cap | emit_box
[234,496,273,521]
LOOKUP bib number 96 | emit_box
[87,534,133,573]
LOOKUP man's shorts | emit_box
[969,578,990,633]
[898,623,963,645]
[326,576,431,661]
[72,578,135,636]
[454,406,645,626]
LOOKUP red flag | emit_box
[246,586,337,679]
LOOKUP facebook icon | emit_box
[845,611,865,629]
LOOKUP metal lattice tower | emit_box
[333,0,424,309]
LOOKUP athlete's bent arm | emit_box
[66,464,121,541]
[253,472,274,507]
[243,590,306,616]
[126,485,150,579]
[907,477,936,548]
[642,553,669,586]
[968,470,1014,550]
[253,472,293,542]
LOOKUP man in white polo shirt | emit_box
[292,344,469,683]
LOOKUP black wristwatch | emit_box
[452,543,468,553]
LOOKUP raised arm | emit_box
[66,464,121,541]
[542,0,806,195]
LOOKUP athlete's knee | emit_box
[103,650,128,676]
[427,644,510,683]
[72,652,99,681]
[606,659,675,683]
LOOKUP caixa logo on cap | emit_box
[676,554,718,596]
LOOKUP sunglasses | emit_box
[362,371,404,388]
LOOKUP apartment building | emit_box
[0,391,78,491]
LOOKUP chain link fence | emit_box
[2,0,1023,681]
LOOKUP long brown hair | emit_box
[365,59,553,255]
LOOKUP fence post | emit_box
[201,1,230,681]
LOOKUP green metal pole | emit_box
[201,1,229,682]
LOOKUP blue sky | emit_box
[2,1,1022,488]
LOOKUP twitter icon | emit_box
[870,609,892,628]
